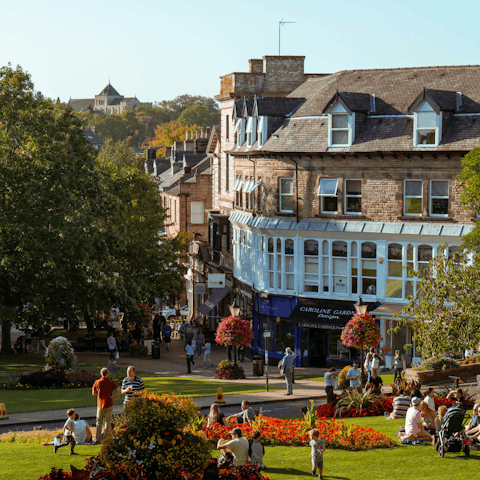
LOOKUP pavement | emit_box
[0,330,331,428]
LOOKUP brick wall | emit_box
[231,153,477,223]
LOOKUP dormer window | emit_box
[257,116,268,147]
[327,103,355,147]
[234,118,245,147]
[413,100,442,147]
[246,117,257,147]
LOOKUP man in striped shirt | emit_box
[121,366,145,405]
[385,389,411,419]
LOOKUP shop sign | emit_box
[194,283,206,295]
[208,273,226,288]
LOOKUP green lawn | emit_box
[0,373,279,413]
[2,414,477,480]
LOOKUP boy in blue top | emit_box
[309,428,326,479]
[163,323,172,351]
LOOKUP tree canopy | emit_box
[150,121,201,157]
[399,249,480,359]
[0,65,185,351]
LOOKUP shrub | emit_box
[414,356,458,371]
[214,360,245,380]
[99,392,211,480]
[337,365,352,390]
[44,336,77,371]
[128,342,148,358]
[334,388,378,418]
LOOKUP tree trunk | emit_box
[1,317,13,353]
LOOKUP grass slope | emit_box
[3,414,477,480]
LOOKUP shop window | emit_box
[276,239,282,290]
[285,239,295,291]
[304,239,319,293]
[268,237,274,289]
[386,243,403,299]
[332,241,348,293]
[322,240,329,292]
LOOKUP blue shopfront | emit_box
[253,294,376,368]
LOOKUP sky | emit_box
[1,0,480,104]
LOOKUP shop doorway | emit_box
[308,329,328,367]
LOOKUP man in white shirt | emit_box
[217,427,249,466]
[424,388,436,411]
[346,361,362,393]
[399,397,431,442]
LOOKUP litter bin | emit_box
[152,341,161,359]
[253,355,264,376]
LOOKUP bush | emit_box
[214,360,245,380]
[128,342,148,358]
[414,356,458,371]
[99,392,211,480]
[337,365,352,390]
[0,369,101,390]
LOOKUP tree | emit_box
[458,146,480,250]
[341,312,382,380]
[150,121,200,157]
[178,103,220,127]
[0,65,186,351]
[156,94,219,120]
[399,249,480,359]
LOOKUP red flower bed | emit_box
[200,416,394,451]
[316,397,474,419]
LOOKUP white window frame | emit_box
[279,177,294,213]
[429,180,449,217]
[344,179,362,215]
[233,176,243,191]
[413,101,442,148]
[257,116,268,147]
[327,103,355,147]
[246,117,257,147]
[236,118,246,147]
[404,179,423,216]
[190,201,204,224]
[318,178,338,214]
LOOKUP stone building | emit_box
[225,62,480,368]
[69,83,142,114]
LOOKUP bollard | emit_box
[0,403,8,420]
[216,388,225,403]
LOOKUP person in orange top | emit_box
[92,368,120,442]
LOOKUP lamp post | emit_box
[229,299,241,364]
[354,296,368,383]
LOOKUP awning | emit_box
[287,298,376,330]
[370,303,406,317]
[197,286,231,315]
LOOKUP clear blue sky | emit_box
[1,0,479,104]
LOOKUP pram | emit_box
[436,403,470,457]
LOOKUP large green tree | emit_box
[0,65,185,351]
[399,248,480,359]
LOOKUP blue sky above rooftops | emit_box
[1,0,479,104]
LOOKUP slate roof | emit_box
[98,83,121,97]
[68,99,95,112]
[256,97,305,116]
[83,129,104,147]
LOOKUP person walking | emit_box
[106,331,117,363]
[281,347,296,395]
[163,322,172,351]
[92,368,121,442]
[121,366,145,405]
[185,339,196,373]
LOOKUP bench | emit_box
[74,337,107,352]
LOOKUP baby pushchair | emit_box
[436,404,470,457]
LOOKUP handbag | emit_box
[115,351,119,359]
[280,367,285,376]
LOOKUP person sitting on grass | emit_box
[366,368,383,394]
[226,400,256,425]
[385,388,411,420]
[447,388,467,412]
[424,387,436,411]
[433,405,448,446]
[207,403,227,427]
[249,429,266,470]
[398,397,432,443]
[309,427,326,480]
[217,427,249,467]
[419,400,436,434]
[466,404,480,441]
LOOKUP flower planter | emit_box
[405,362,480,385]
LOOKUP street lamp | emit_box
[228,298,241,364]
[354,296,368,315]
[354,296,368,384]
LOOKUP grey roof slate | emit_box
[256,97,305,116]
[99,84,121,97]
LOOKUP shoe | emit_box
[384,412,390,420]
[69,452,79,455]
[193,364,196,370]
[43,442,49,446]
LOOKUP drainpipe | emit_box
[287,156,299,223]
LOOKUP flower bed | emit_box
[199,417,394,451]
[316,397,474,419]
